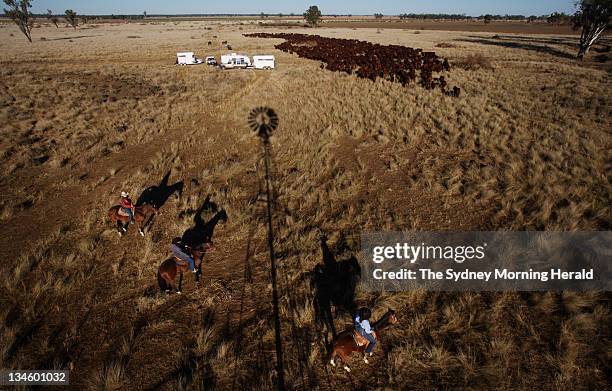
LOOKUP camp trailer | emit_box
[252,55,275,69]
[176,52,203,65]
[220,53,251,69]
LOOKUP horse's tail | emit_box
[108,205,118,223]
[157,270,168,292]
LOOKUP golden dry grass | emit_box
[0,20,610,390]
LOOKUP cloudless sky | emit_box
[30,1,575,17]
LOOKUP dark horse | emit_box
[329,309,398,372]
[107,204,158,236]
[136,170,184,210]
[157,245,212,294]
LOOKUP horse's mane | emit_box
[372,309,395,331]
[138,203,157,212]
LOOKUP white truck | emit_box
[253,55,276,69]
[220,53,251,69]
[205,56,217,65]
[176,52,203,65]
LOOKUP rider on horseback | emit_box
[120,191,135,224]
[355,307,376,358]
[171,237,196,273]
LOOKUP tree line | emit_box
[395,12,576,23]
[4,1,611,59]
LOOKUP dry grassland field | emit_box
[0,18,610,390]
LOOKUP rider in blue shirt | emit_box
[355,307,376,357]
[171,237,196,273]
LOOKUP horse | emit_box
[329,309,398,372]
[157,244,212,294]
[107,204,158,237]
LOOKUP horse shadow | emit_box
[181,195,227,249]
[311,234,361,341]
[136,170,184,209]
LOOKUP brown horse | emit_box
[107,204,158,236]
[329,309,398,372]
[157,244,213,294]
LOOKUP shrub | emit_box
[455,54,493,70]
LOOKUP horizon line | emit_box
[23,12,566,17]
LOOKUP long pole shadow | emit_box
[230,223,258,391]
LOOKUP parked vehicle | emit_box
[176,52,203,65]
[253,55,276,70]
[220,53,251,69]
[205,56,217,65]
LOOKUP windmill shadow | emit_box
[311,234,361,340]
[181,195,227,249]
[136,170,184,209]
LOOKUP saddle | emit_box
[174,257,189,267]
[117,207,130,217]
[352,331,375,347]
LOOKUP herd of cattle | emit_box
[245,33,460,96]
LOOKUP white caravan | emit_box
[253,55,275,70]
[220,53,251,69]
[176,52,203,65]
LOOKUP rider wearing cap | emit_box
[120,191,135,224]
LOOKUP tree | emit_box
[374,13,383,19]
[483,14,493,24]
[65,9,77,29]
[3,0,32,42]
[547,11,571,24]
[46,8,58,27]
[573,0,611,59]
[143,10,146,19]
[303,5,322,26]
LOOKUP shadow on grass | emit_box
[45,35,100,41]
[181,195,227,249]
[136,170,183,210]
[311,234,361,339]
[456,36,577,60]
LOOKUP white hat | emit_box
[121,191,129,197]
